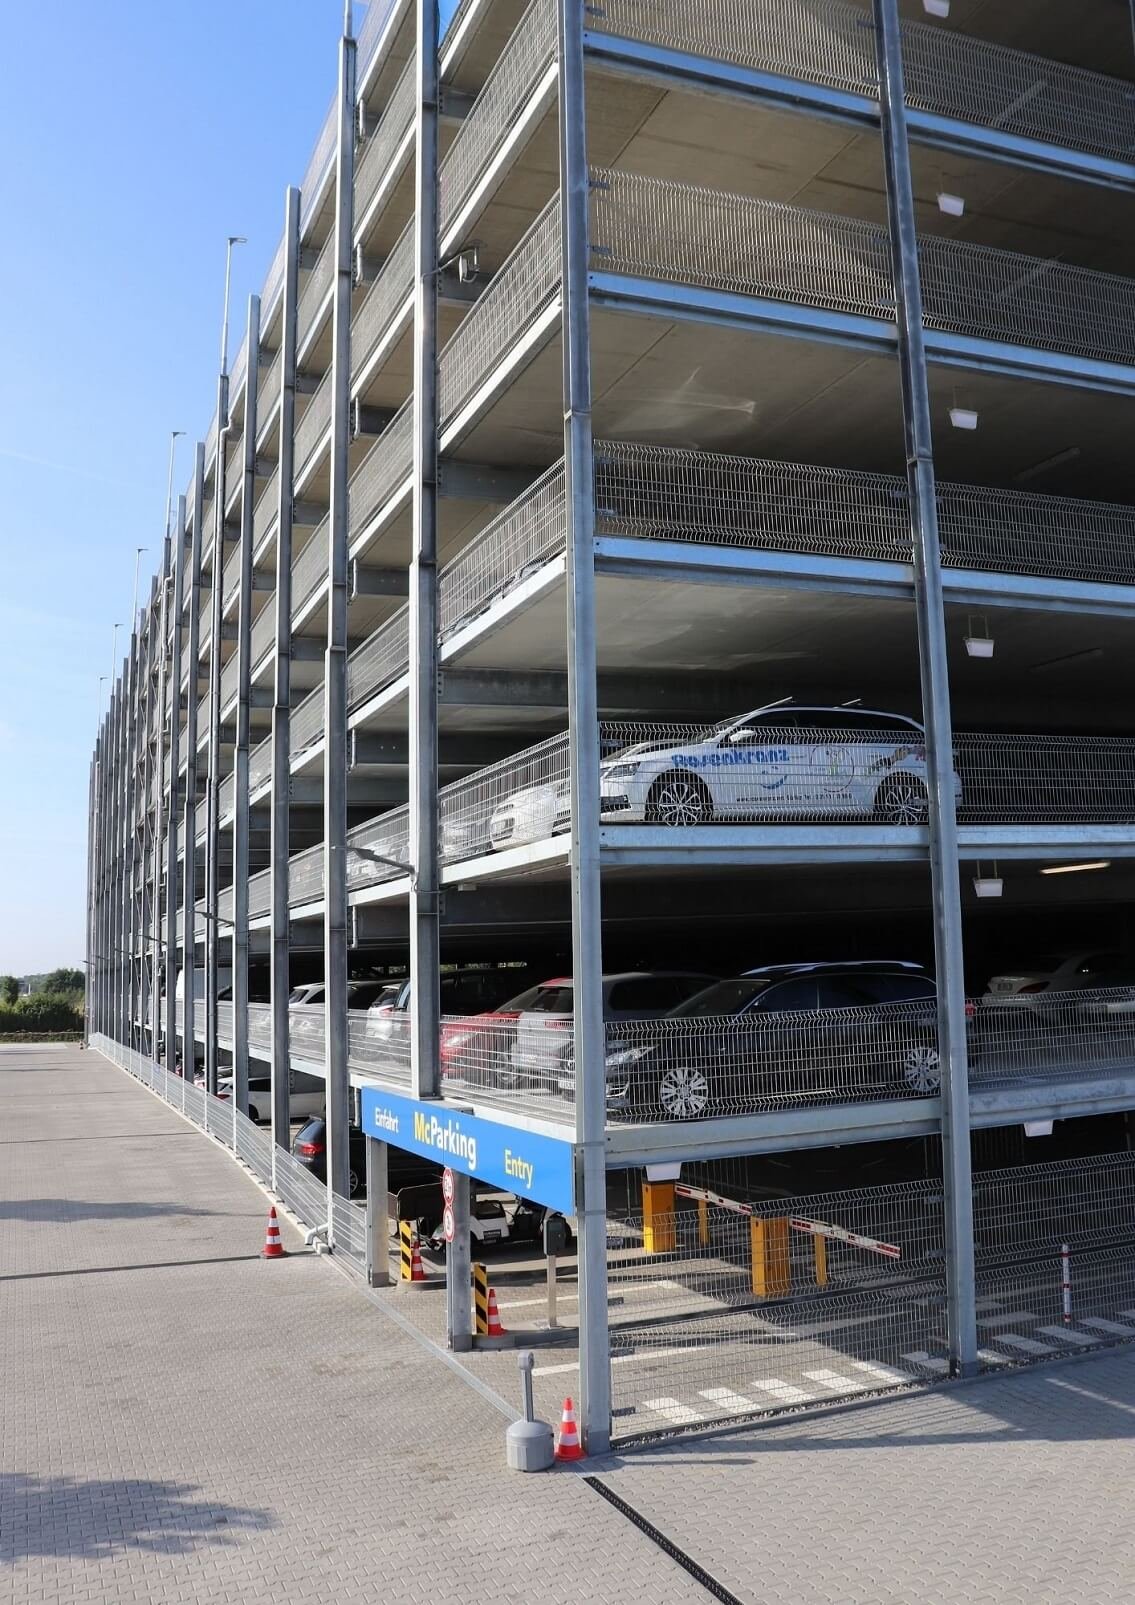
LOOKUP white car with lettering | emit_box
[598,704,958,828]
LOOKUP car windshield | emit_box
[673,978,774,1017]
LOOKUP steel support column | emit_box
[558,0,610,1454]
[150,555,169,1059]
[271,187,302,1175]
[446,1171,472,1351]
[323,14,357,1214]
[232,294,262,1115]
[365,1135,390,1287]
[165,495,186,1077]
[410,0,441,1106]
[873,0,977,1377]
[206,372,232,1096]
[84,754,96,1046]
[182,444,206,1080]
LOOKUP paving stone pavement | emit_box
[0,1046,704,1605]
[7,1044,1135,1605]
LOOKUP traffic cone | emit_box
[486,1286,507,1336]
[261,1206,287,1260]
[555,1397,585,1461]
[410,1235,426,1282]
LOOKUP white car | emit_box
[598,705,955,828]
[216,1070,326,1124]
[984,950,1135,1006]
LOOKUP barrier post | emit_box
[473,1262,489,1335]
[813,1230,828,1288]
[642,1182,676,1255]
[1061,1242,1072,1326]
[399,1220,415,1283]
[697,1197,710,1247]
[751,1216,791,1297]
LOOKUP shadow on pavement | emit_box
[0,1199,219,1223]
[0,1474,274,1561]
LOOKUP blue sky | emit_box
[0,1,456,973]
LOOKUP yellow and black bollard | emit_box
[473,1261,490,1335]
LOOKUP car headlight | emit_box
[602,762,640,780]
[604,1045,651,1073]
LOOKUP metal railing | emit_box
[253,468,280,546]
[439,196,562,427]
[260,236,288,328]
[249,602,276,672]
[294,370,334,479]
[355,56,416,226]
[438,0,556,238]
[357,0,401,84]
[352,220,415,382]
[297,233,335,347]
[592,169,1135,366]
[258,349,283,434]
[300,99,338,235]
[594,0,1135,163]
[440,462,566,635]
[349,401,414,539]
[291,523,330,622]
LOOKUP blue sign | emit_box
[360,1087,575,1214]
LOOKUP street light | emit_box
[164,430,185,540]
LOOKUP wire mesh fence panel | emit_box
[976,1246,1135,1366]
[219,654,239,711]
[956,734,1135,824]
[439,730,570,863]
[291,521,330,623]
[356,0,401,83]
[294,371,333,479]
[289,684,325,764]
[593,170,1135,365]
[288,844,325,908]
[972,1152,1135,1264]
[221,543,242,611]
[217,772,236,822]
[248,732,273,794]
[348,1010,412,1085]
[439,0,557,238]
[182,1079,207,1126]
[233,1106,273,1184]
[218,885,234,925]
[252,467,281,546]
[346,806,413,892]
[608,1280,947,1438]
[346,608,410,710]
[205,1092,235,1151]
[248,867,272,921]
[352,221,415,379]
[258,349,283,425]
[217,1002,234,1044]
[297,233,335,347]
[299,99,337,235]
[439,197,562,428]
[970,988,1135,1085]
[349,402,413,540]
[287,1004,327,1066]
[354,57,416,223]
[440,464,568,636]
[274,1145,330,1233]
[331,1192,368,1269]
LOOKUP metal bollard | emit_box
[505,1351,554,1472]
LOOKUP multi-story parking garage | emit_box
[89,0,1135,1450]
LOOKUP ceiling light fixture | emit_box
[937,192,965,217]
[923,0,950,15]
[973,860,1002,898]
[950,407,979,430]
[964,613,994,658]
[1039,861,1111,875]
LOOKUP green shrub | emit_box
[0,995,84,1035]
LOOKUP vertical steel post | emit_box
[557,0,610,1453]
[183,445,206,1081]
[446,1171,472,1351]
[365,1135,390,1287]
[151,545,171,1060]
[84,754,95,1046]
[232,294,262,1115]
[166,495,186,1076]
[109,686,121,1042]
[323,15,358,1215]
[271,187,302,1176]
[409,0,442,1108]
[206,350,234,1096]
[872,0,977,1377]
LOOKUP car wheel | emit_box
[348,1167,361,1198]
[875,775,929,826]
[645,773,713,827]
[900,1039,941,1094]
[656,1063,711,1119]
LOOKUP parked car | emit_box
[366,967,538,1042]
[487,972,718,1093]
[290,1118,442,1199]
[984,950,1135,1003]
[425,1196,574,1254]
[597,705,959,829]
[216,1069,326,1123]
[289,979,402,1010]
[599,961,944,1120]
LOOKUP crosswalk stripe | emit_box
[901,1350,951,1374]
[1036,1325,1101,1348]
[644,1396,704,1426]
[851,1361,912,1385]
[978,1348,1010,1368]
[991,1333,1057,1356]
[803,1368,869,1395]
[976,1311,1039,1329]
[698,1387,758,1416]
[749,1378,814,1404]
[1079,1317,1135,1337]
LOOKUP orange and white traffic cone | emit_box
[555,1397,585,1462]
[410,1236,426,1282]
[261,1206,287,1260]
[486,1286,507,1336]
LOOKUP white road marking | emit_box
[851,1361,912,1385]
[803,1368,869,1395]
[749,1379,814,1405]
[1036,1325,1101,1348]
[978,1349,1011,1368]
[990,1333,1057,1355]
[698,1387,758,1416]
[976,1311,1039,1329]
[1079,1317,1135,1337]
[901,1350,951,1374]
[644,1397,705,1426]
[533,1344,705,1378]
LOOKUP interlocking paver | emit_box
[0,1046,702,1605]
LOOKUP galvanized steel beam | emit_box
[182,444,206,1079]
